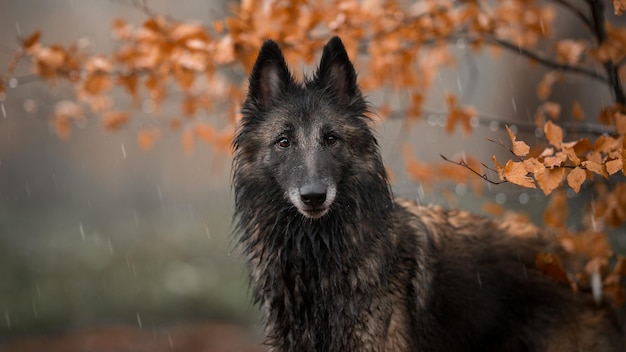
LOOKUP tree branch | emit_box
[440,154,506,185]
[548,0,593,29]
[485,36,608,84]
[387,108,616,137]
[587,0,626,105]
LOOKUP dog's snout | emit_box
[300,184,327,207]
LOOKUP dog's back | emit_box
[397,201,624,351]
[232,37,625,351]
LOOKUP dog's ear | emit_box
[315,37,360,105]
[247,40,292,109]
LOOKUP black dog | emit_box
[232,36,624,351]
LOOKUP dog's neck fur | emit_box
[239,194,400,351]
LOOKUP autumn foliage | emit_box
[2,0,626,305]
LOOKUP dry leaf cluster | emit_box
[2,0,626,305]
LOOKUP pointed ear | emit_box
[247,40,292,109]
[315,36,360,105]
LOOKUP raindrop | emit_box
[5,311,11,328]
[25,182,31,199]
[0,92,5,102]
[205,225,211,241]
[168,333,174,348]
[15,21,21,36]
[416,184,425,203]
[8,78,18,88]
[495,192,506,204]
[470,116,479,128]
[437,115,447,128]
[32,303,38,318]
[121,143,127,159]
[1,103,6,119]
[518,192,529,205]
[427,114,438,126]
[133,211,139,228]
[23,99,37,114]
[455,183,467,196]
[456,76,463,93]
[79,223,85,241]
[489,120,499,131]
[591,269,602,304]
[511,97,517,113]
[136,313,143,329]
[476,270,482,288]
[156,185,163,201]
[35,283,41,297]
[142,99,156,114]
[107,237,114,255]
[77,37,91,49]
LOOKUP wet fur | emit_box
[232,37,624,351]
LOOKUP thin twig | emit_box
[586,0,626,105]
[485,137,524,162]
[548,0,593,29]
[440,154,507,185]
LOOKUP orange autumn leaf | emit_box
[536,253,570,285]
[53,115,72,140]
[536,72,557,100]
[535,167,565,195]
[572,101,584,121]
[555,40,586,65]
[561,145,580,165]
[582,160,608,178]
[566,167,586,193]
[544,120,563,148]
[444,93,475,135]
[543,102,561,120]
[593,135,621,154]
[506,125,530,157]
[194,124,216,143]
[137,128,162,151]
[102,111,130,131]
[503,160,536,189]
[614,0,626,15]
[544,189,568,230]
[523,157,544,173]
[22,30,42,53]
[483,202,505,216]
[606,158,623,175]
[492,155,505,181]
[615,112,626,135]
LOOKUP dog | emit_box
[232,36,624,351]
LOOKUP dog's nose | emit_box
[300,184,327,207]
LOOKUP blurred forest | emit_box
[1,0,626,350]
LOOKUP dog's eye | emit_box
[276,137,290,149]
[325,135,338,146]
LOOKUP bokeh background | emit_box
[0,0,624,351]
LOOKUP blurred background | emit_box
[0,0,623,351]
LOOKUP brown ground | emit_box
[0,323,267,352]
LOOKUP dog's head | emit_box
[235,37,382,219]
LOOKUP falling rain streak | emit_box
[79,222,85,241]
